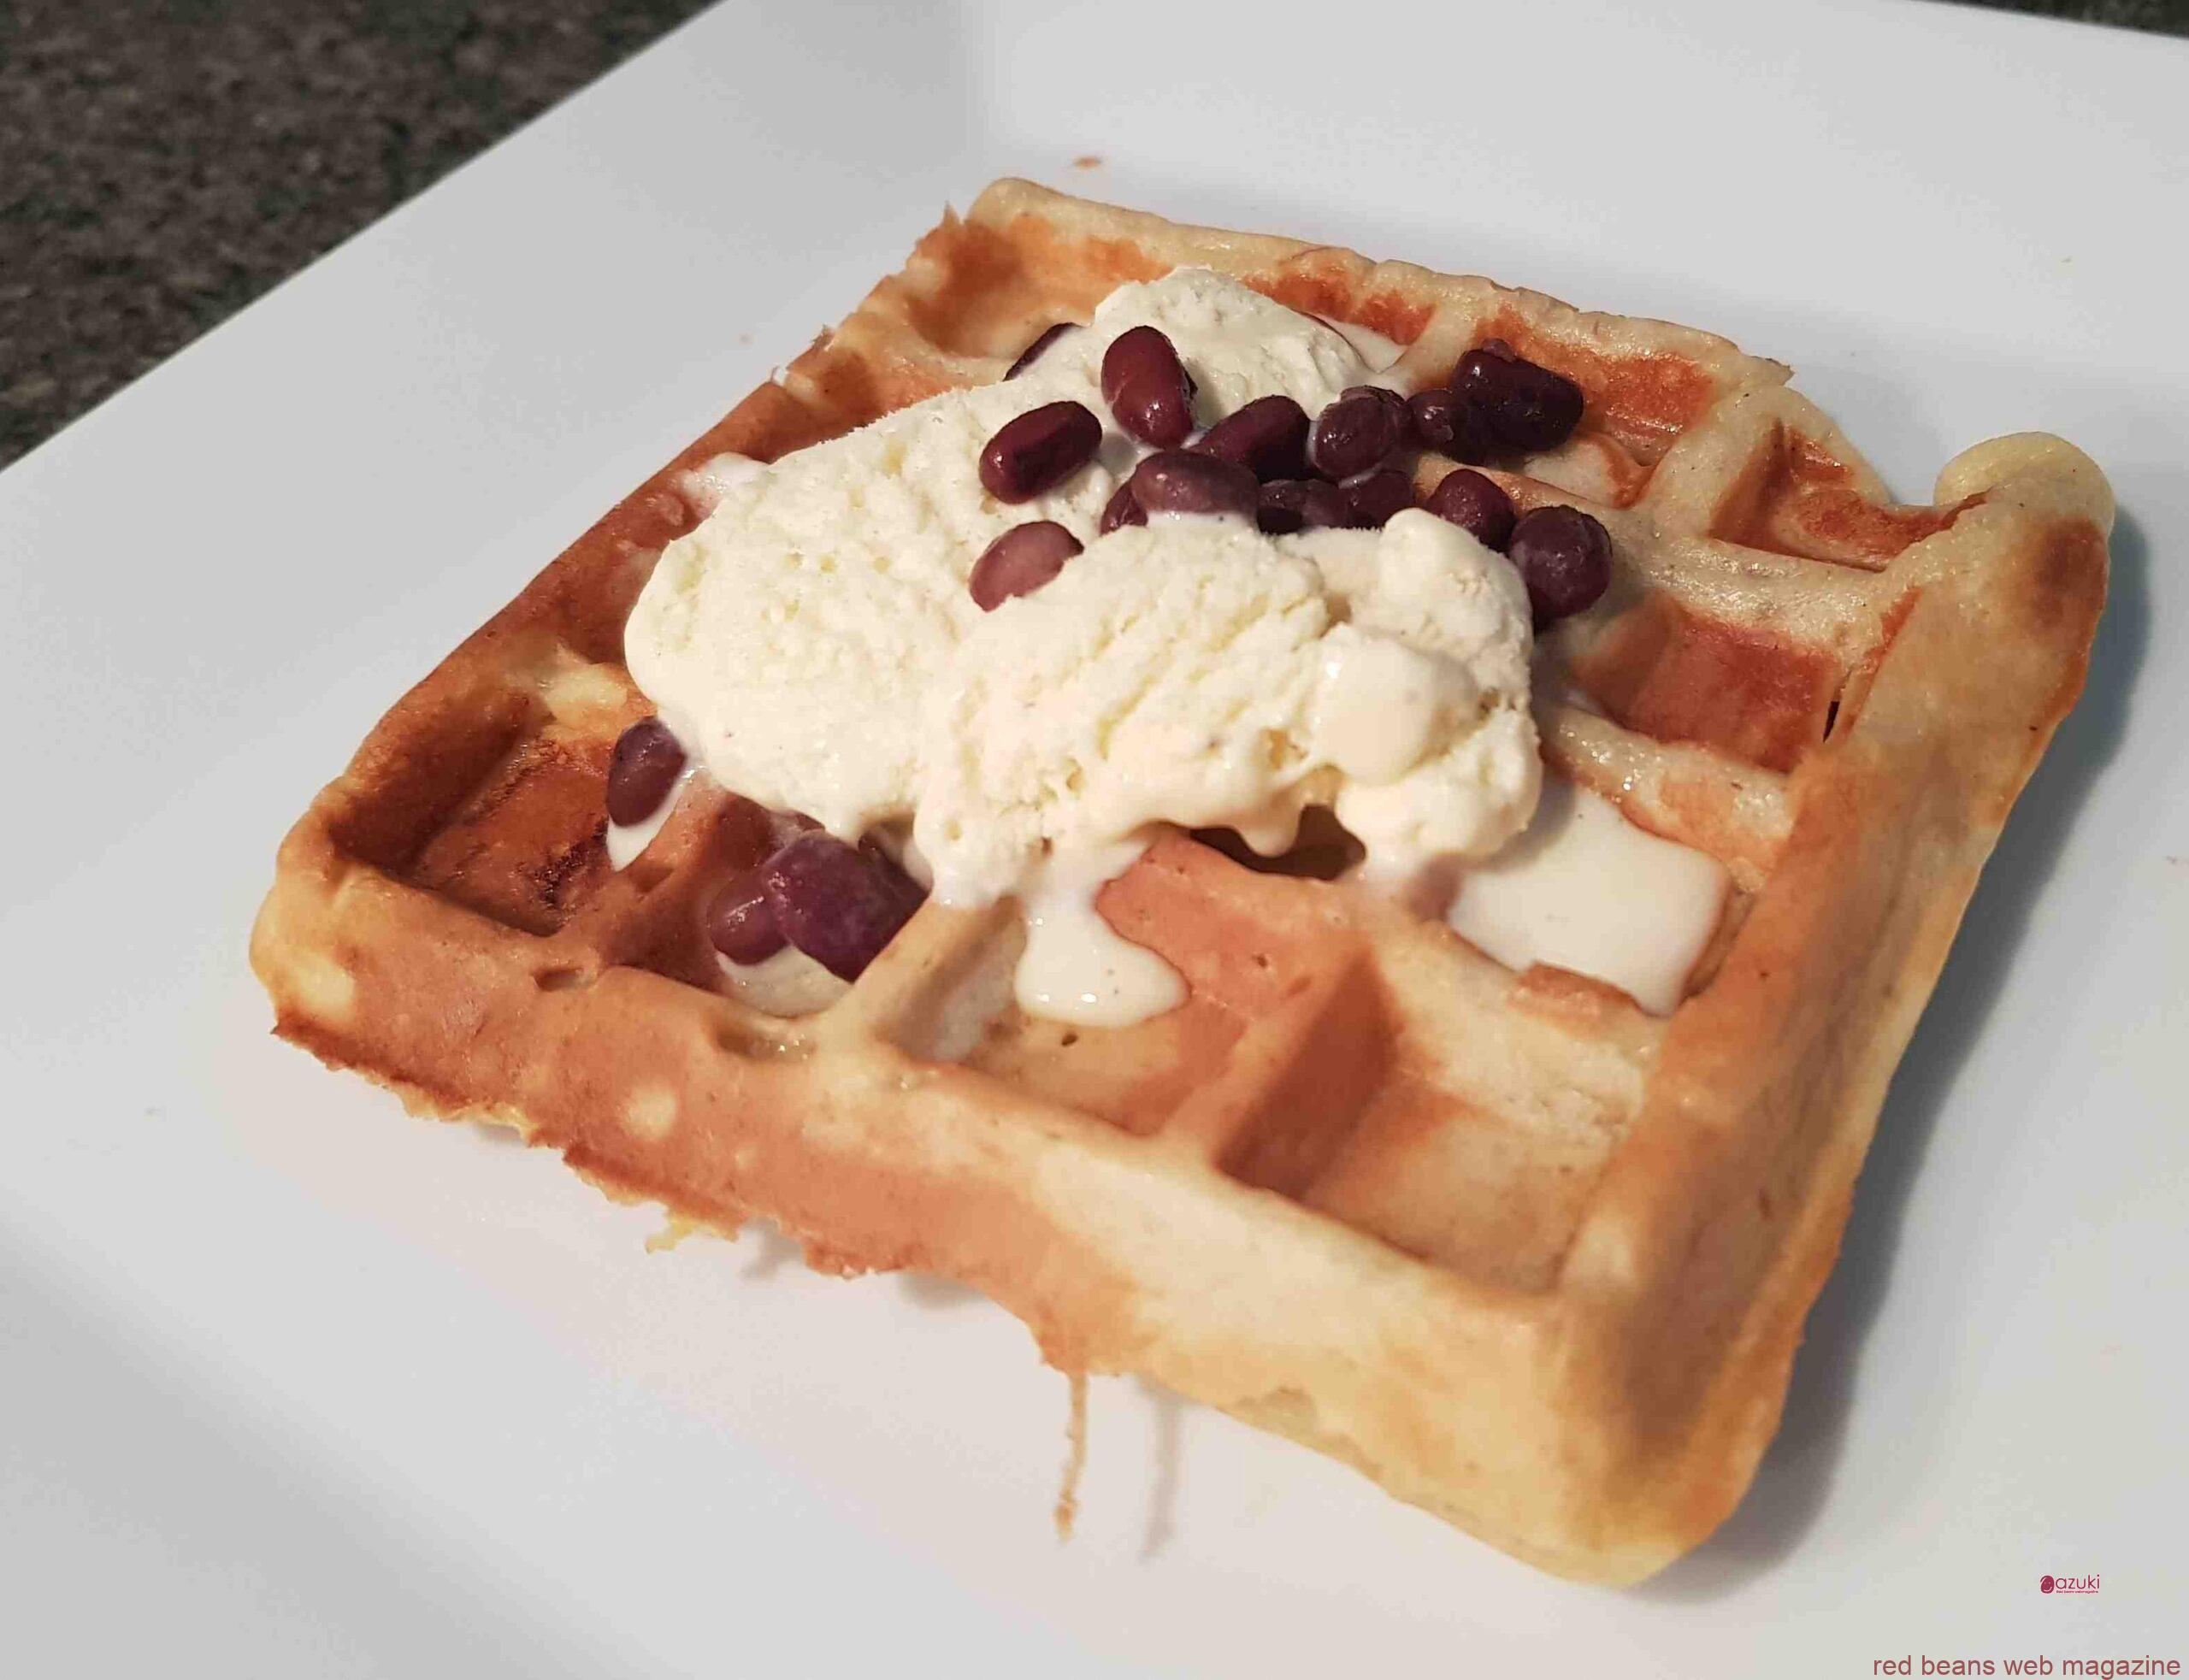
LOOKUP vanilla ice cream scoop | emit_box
[623,268,1541,1027]
[918,512,1537,905]
[625,269,1380,838]
[917,511,1537,1024]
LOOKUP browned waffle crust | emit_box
[251,180,2111,1583]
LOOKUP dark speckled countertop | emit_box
[3,0,2184,468]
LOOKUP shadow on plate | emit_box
[1138,1378,1189,1560]
[723,1216,989,1312]
[1643,505,2150,1600]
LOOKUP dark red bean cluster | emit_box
[1507,505,1614,626]
[1407,386,1496,462]
[1314,336,1584,470]
[969,318,1602,626]
[1422,466,1612,627]
[606,718,686,826]
[1069,375,1418,532]
[1255,477,1348,534]
[706,831,926,981]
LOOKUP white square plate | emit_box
[3,2,2183,1673]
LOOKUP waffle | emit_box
[250,180,2111,1583]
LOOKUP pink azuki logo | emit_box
[2040,1572,2100,1595]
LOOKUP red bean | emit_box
[1255,478,1350,535]
[979,401,1101,502]
[1407,387,1496,463]
[706,869,786,964]
[1425,468,1517,550]
[1111,373,1195,448]
[1343,468,1415,529]
[605,718,685,826]
[763,833,926,981]
[1309,391,1404,481]
[1100,480,1147,534]
[1450,339,1584,452]
[969,520,1083,610]
[1508,505,1614,625]
[1345,385,1413,448]
[1194,395,1310,480]
[1129,451,1260,520]
[1005,322,1076,380]
[1100,326,1189,407]
[1101,327,1196,448]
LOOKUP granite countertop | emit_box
[3,0,2183,469]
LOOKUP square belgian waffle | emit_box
[251,180,2111,1583]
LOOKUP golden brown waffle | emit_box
[251,180,2111,1583]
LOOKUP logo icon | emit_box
[2040,1576,2056,1594]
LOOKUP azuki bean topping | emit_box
[1102,326,1197,448]
[1255,477,1350,535]
[1100,480,1148,534]
[1342,468,1415,530]
[1128,451,1260,520]
[606,718,685,826]
[1449,339,1584,452]
[969,521,1083,610]
[705,869,787,965]
[1194,395,1311,480]
[1309,391,1404,481]
[1508,504,1614,625]
[1424,468,1518,550]
[1407,386,1496,463]
[761,833,926,981]
[978,401,1101,502]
